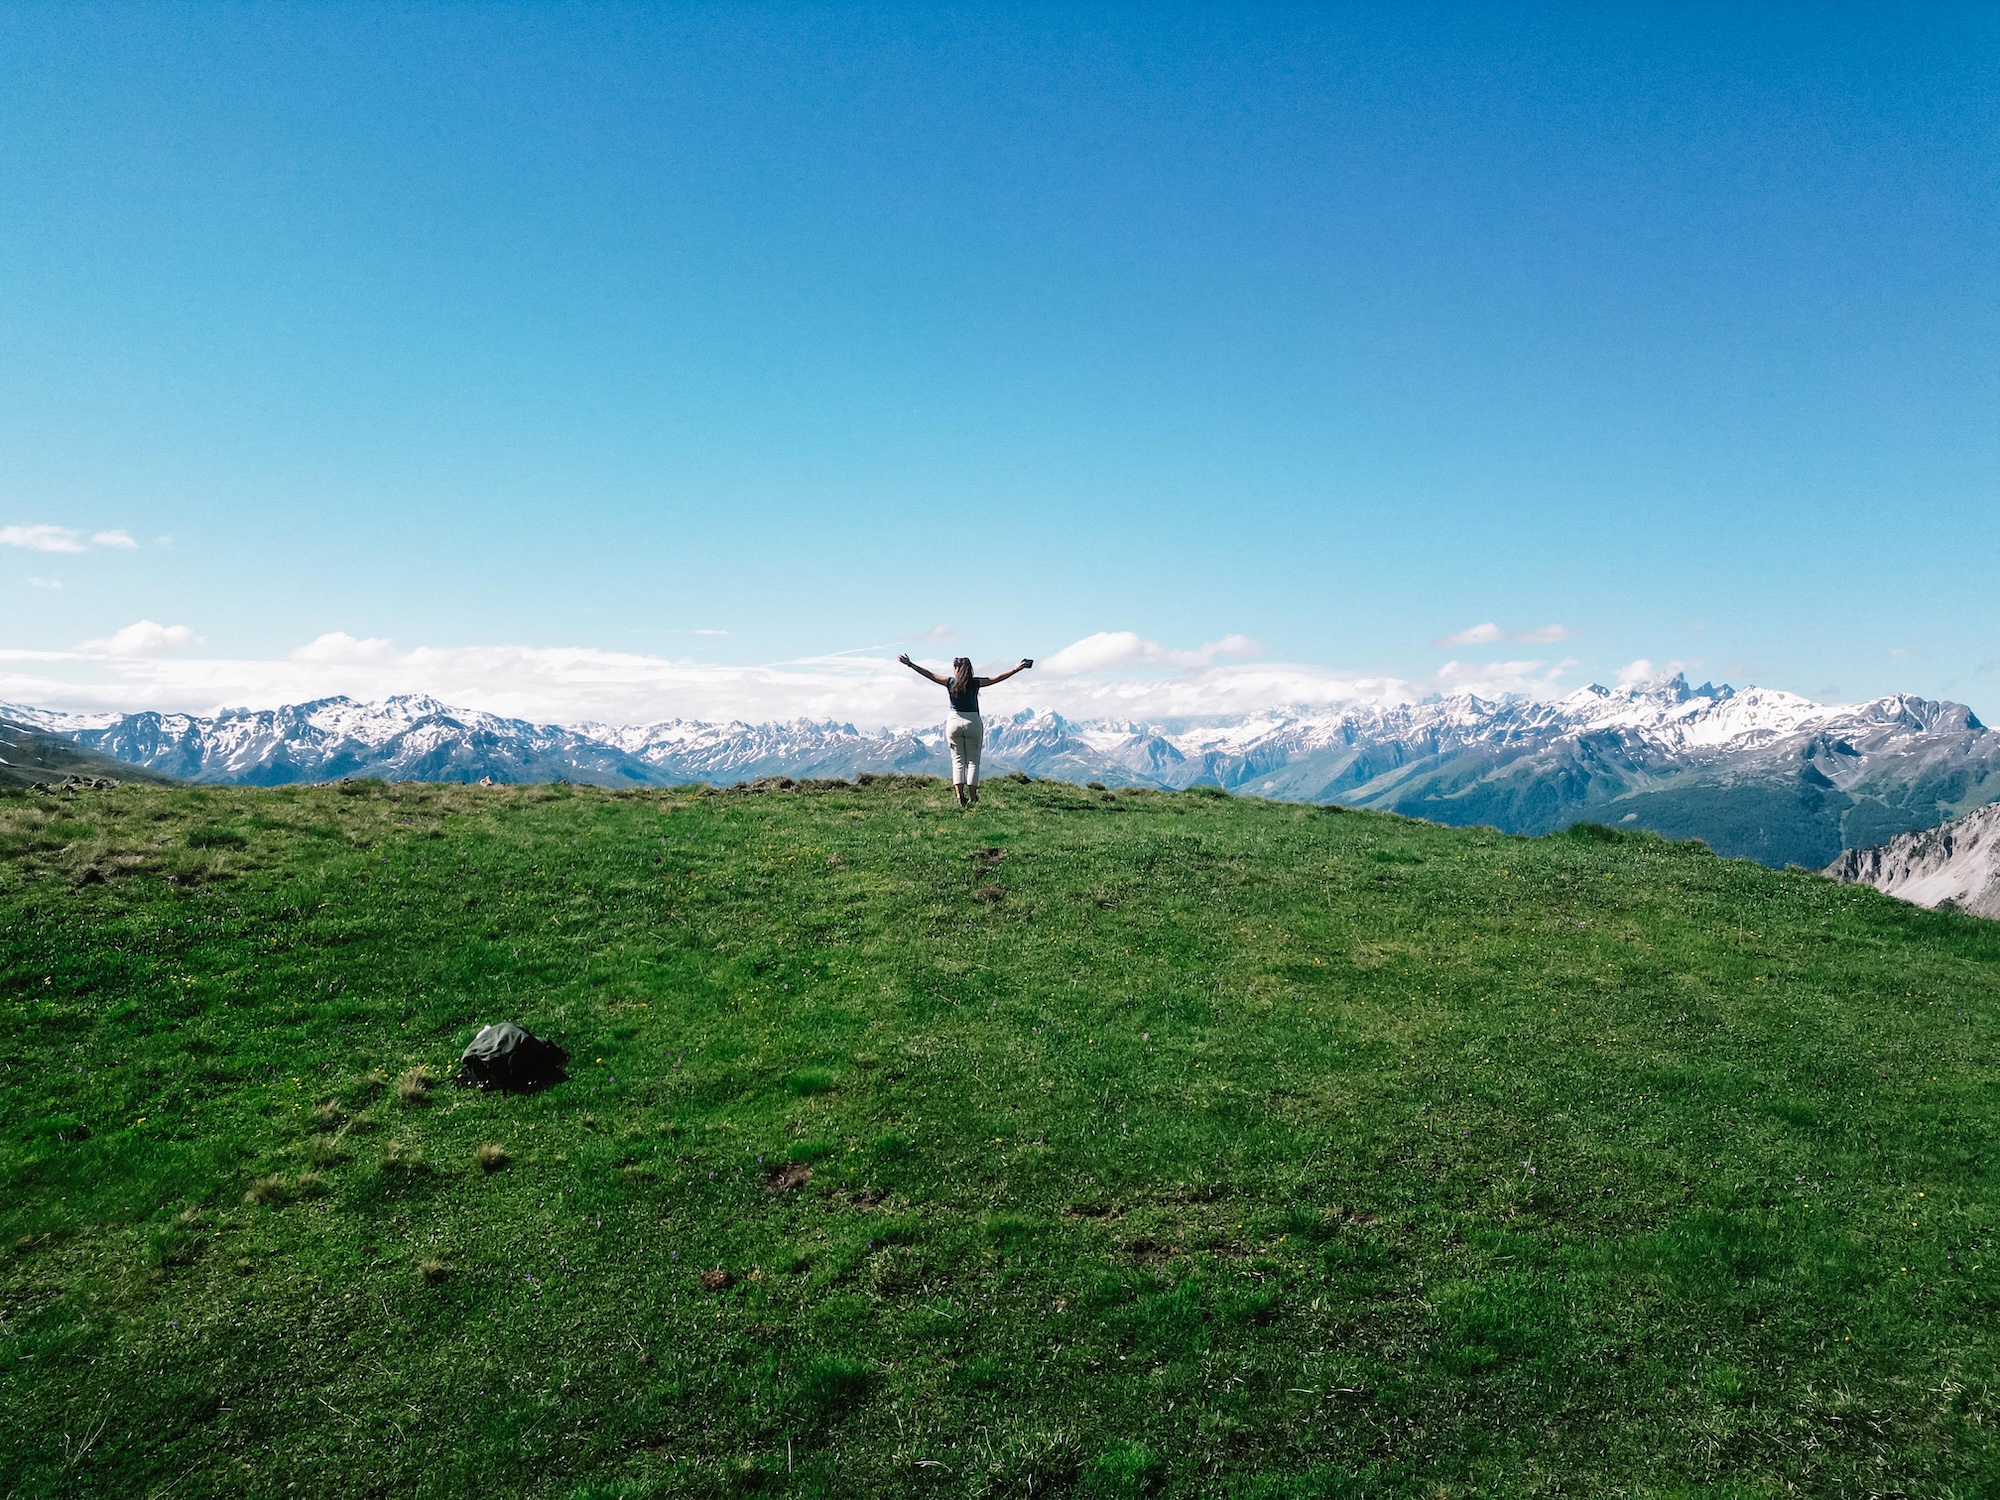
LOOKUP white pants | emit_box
[946,711,984,786]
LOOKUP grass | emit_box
[1,776,1997,1497]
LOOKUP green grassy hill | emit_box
[0,716,176,792]
[3,776,1996,1498]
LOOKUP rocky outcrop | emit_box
[1826,803,2000,919]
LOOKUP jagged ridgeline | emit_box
[2,777,1995,1496]
[9,673,2000,868]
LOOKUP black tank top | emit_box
[949,682,980,713]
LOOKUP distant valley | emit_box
[10,673,1999,869]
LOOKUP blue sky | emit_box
[3,4,1996,725]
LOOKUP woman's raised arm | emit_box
[897,654,948,686]
[976,658,1034,687]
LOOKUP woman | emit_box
[897,652,1033,806]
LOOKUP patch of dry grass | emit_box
[378,1140,424,1173]
[243,1171,323,1206]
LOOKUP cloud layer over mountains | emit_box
[1,626,1584,727]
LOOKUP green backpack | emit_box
[459,1021,568,1092]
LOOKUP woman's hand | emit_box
[1020,658,1033,669]
[897,654,913,667]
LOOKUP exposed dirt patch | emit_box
[1123,1238,1174,1264]
[850,1188,887,1208]
[765,1161,813,1192]
[975,884,1007,902]
[1065,1202,1122,1220]
[699,1268,735,1292]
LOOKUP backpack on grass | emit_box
[459,1022,568,1091]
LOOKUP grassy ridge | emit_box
[2,776,1997,1498]
[0,717,177,792]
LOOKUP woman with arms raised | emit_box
[896,653,1033,806]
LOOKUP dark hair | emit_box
[950,657,976,698]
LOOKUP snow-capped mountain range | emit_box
[9,673,1998,869]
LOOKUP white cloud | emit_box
[1433,657,1577,698]
[1042,631,1261,675]
[290,631,398,664]
[1432,622,1501,648]
[1616,658,1656,684]
[693,628,728,638]
[79,620,196,657]
[28,577,61,589]
[0,627,1628,728]
[1,524,87,553]
[1432,621,1573,648]
[911,624,959,643]
[2,524,144,553]
[1,629,1333,726]
[1031,661,1411,719]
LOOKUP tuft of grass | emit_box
[797,1354,873,1417]
[783,1067,836,1097]
[1081,1438,1164,1497]
[300,1134,348,1167]
[417,1258,447,1285]
[474,1143,509,1173]
[378,1139,425,1173]
[241,1174,284,1205]
[394,1066,434,1105]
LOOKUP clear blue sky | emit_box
[3,4,1996,722]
